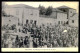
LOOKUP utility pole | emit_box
[22,8,24,26]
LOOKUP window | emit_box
[26,19,28,24]
[71,11,72,13]
[63,10,66,12]
[72,20,74,23]
[30,13,33,15]
[34,20,37,25]
[58,21,60,24]
[66,21,68,24]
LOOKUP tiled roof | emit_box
[57,5,75,10]
[52,8,63,12]
[7,4,38,9]
[52,8,67,13]
[57,6,71,8]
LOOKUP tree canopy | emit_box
[38,5,46,15]
[45,6,53,16]
[39,5,53,16]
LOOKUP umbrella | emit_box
[63,29,67,33]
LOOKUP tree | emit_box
[2,2,7,16]
[38,5,46,15]
[45,6,53,16]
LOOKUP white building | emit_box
[57,6,78,27]
[52,8,68,25]
[4,4,39,25]
[68,13,78,27]
[39,8,68,26]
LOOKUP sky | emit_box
[3,1,79,13]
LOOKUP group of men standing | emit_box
[2,19,78,48]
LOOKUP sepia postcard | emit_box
[1,1,79,52]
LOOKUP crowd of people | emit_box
[1,20,78,48]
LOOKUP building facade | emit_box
[68,13,78,27]
[57,6,78,27]
[3,5,78,27]
[4,4,39,26]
